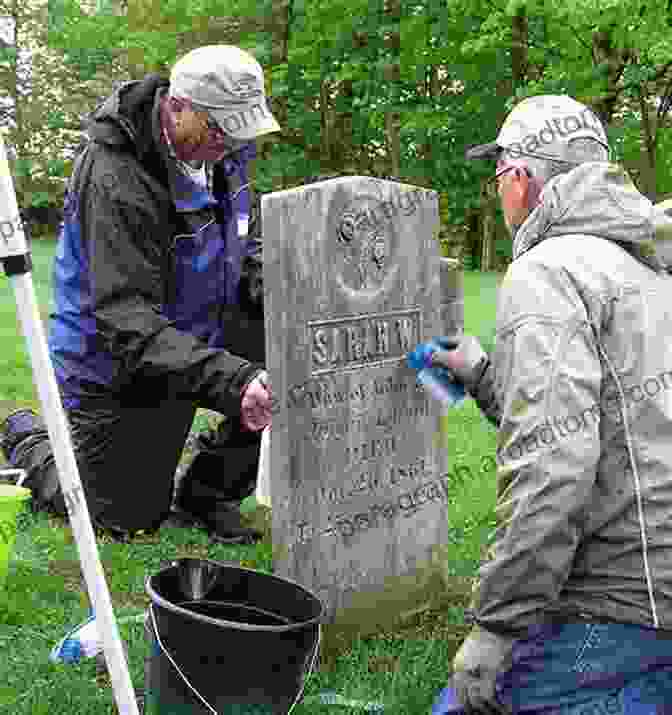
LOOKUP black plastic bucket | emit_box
[144,558,324,715]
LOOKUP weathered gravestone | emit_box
[262,176,464,657]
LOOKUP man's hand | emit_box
[431,335,488,393]
[451,626,514,714]
[240,370,273,432]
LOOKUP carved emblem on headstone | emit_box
[334,195,396,295]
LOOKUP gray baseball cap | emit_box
[170,45,281,140]
[466,95,609,163]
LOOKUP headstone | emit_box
[255,262,464,511]
[262,177,462,654]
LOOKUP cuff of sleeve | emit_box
[222,362,264,416]
[473,616,529,640]
[464,356,490,394]
[239,363,265,391]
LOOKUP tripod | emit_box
[0,137,139,715]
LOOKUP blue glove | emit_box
[407,342,440,371]
[429,335,488,394]
[407,341,466,406]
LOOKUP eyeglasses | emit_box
[486,164,531,188]
[201,113,252,152]
[203,114,226,140]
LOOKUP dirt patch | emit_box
[317,574,474,671]
[391,607,472,643]
[174,544,212,560]
[47,558,85,594]
[47,558,151,614]
[114,590,150,610]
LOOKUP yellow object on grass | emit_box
[0,484,31,594]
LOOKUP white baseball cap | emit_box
[466,95,609,164]
[170,45,281,140]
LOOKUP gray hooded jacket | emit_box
[468,162,672,636]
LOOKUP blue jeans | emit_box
[432,622,672,714]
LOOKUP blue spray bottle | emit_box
[407,340,466,408]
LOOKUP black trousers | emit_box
[11,301,265,535]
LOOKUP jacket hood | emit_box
[85,74,169,160]
[513,162,672,273]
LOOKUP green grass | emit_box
[0,242,503,714]
[462,268,501,353]
[0,242,54,413]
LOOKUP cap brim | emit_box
[465,142,501,161]
[211,101,281,141]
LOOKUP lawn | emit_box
[0,241,502,715]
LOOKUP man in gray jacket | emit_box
[435,96,672,713]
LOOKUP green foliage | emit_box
[32,0,672,229]
[494,237,512,263]
[656,127,672,198]
[31,191,53,208]
[462,253,481,272]
[0,46,18,64]
[63,47,115,81]
[45,111,66,132]
[46,159,68,178]
[11,158,33,179]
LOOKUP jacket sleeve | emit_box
[466,358,501,428]
[472,262,603,636]
[83,168,261,416]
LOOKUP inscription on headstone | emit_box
[263,177,458,642]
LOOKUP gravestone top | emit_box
[262,176,459,647]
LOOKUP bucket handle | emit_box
[149,603,321,715]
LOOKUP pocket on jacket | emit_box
[569,623,601,675]
[170,221,222,327]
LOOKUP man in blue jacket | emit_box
[0,45,278,544]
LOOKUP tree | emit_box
[469,0,672,201]
[33,0,672,261]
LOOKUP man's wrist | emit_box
[463,355,490,394]
[239,364,266,392]
[473,617,528,640]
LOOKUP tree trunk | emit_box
[319,78,332,167]
[385,111,401,179]
[479,5,528,271]
[638,90,658,201]
[480,183,498,272]
[8,0,27,197]
[334,78,355,173]
[263,0,292,186]
[463,208,480,268]
[590,27,629,125]
[11,0,19,127]
[511,5,528,93]
[270,0,291,128]
[384,0,401,179]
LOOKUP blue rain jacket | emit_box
[48,74,262,412]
